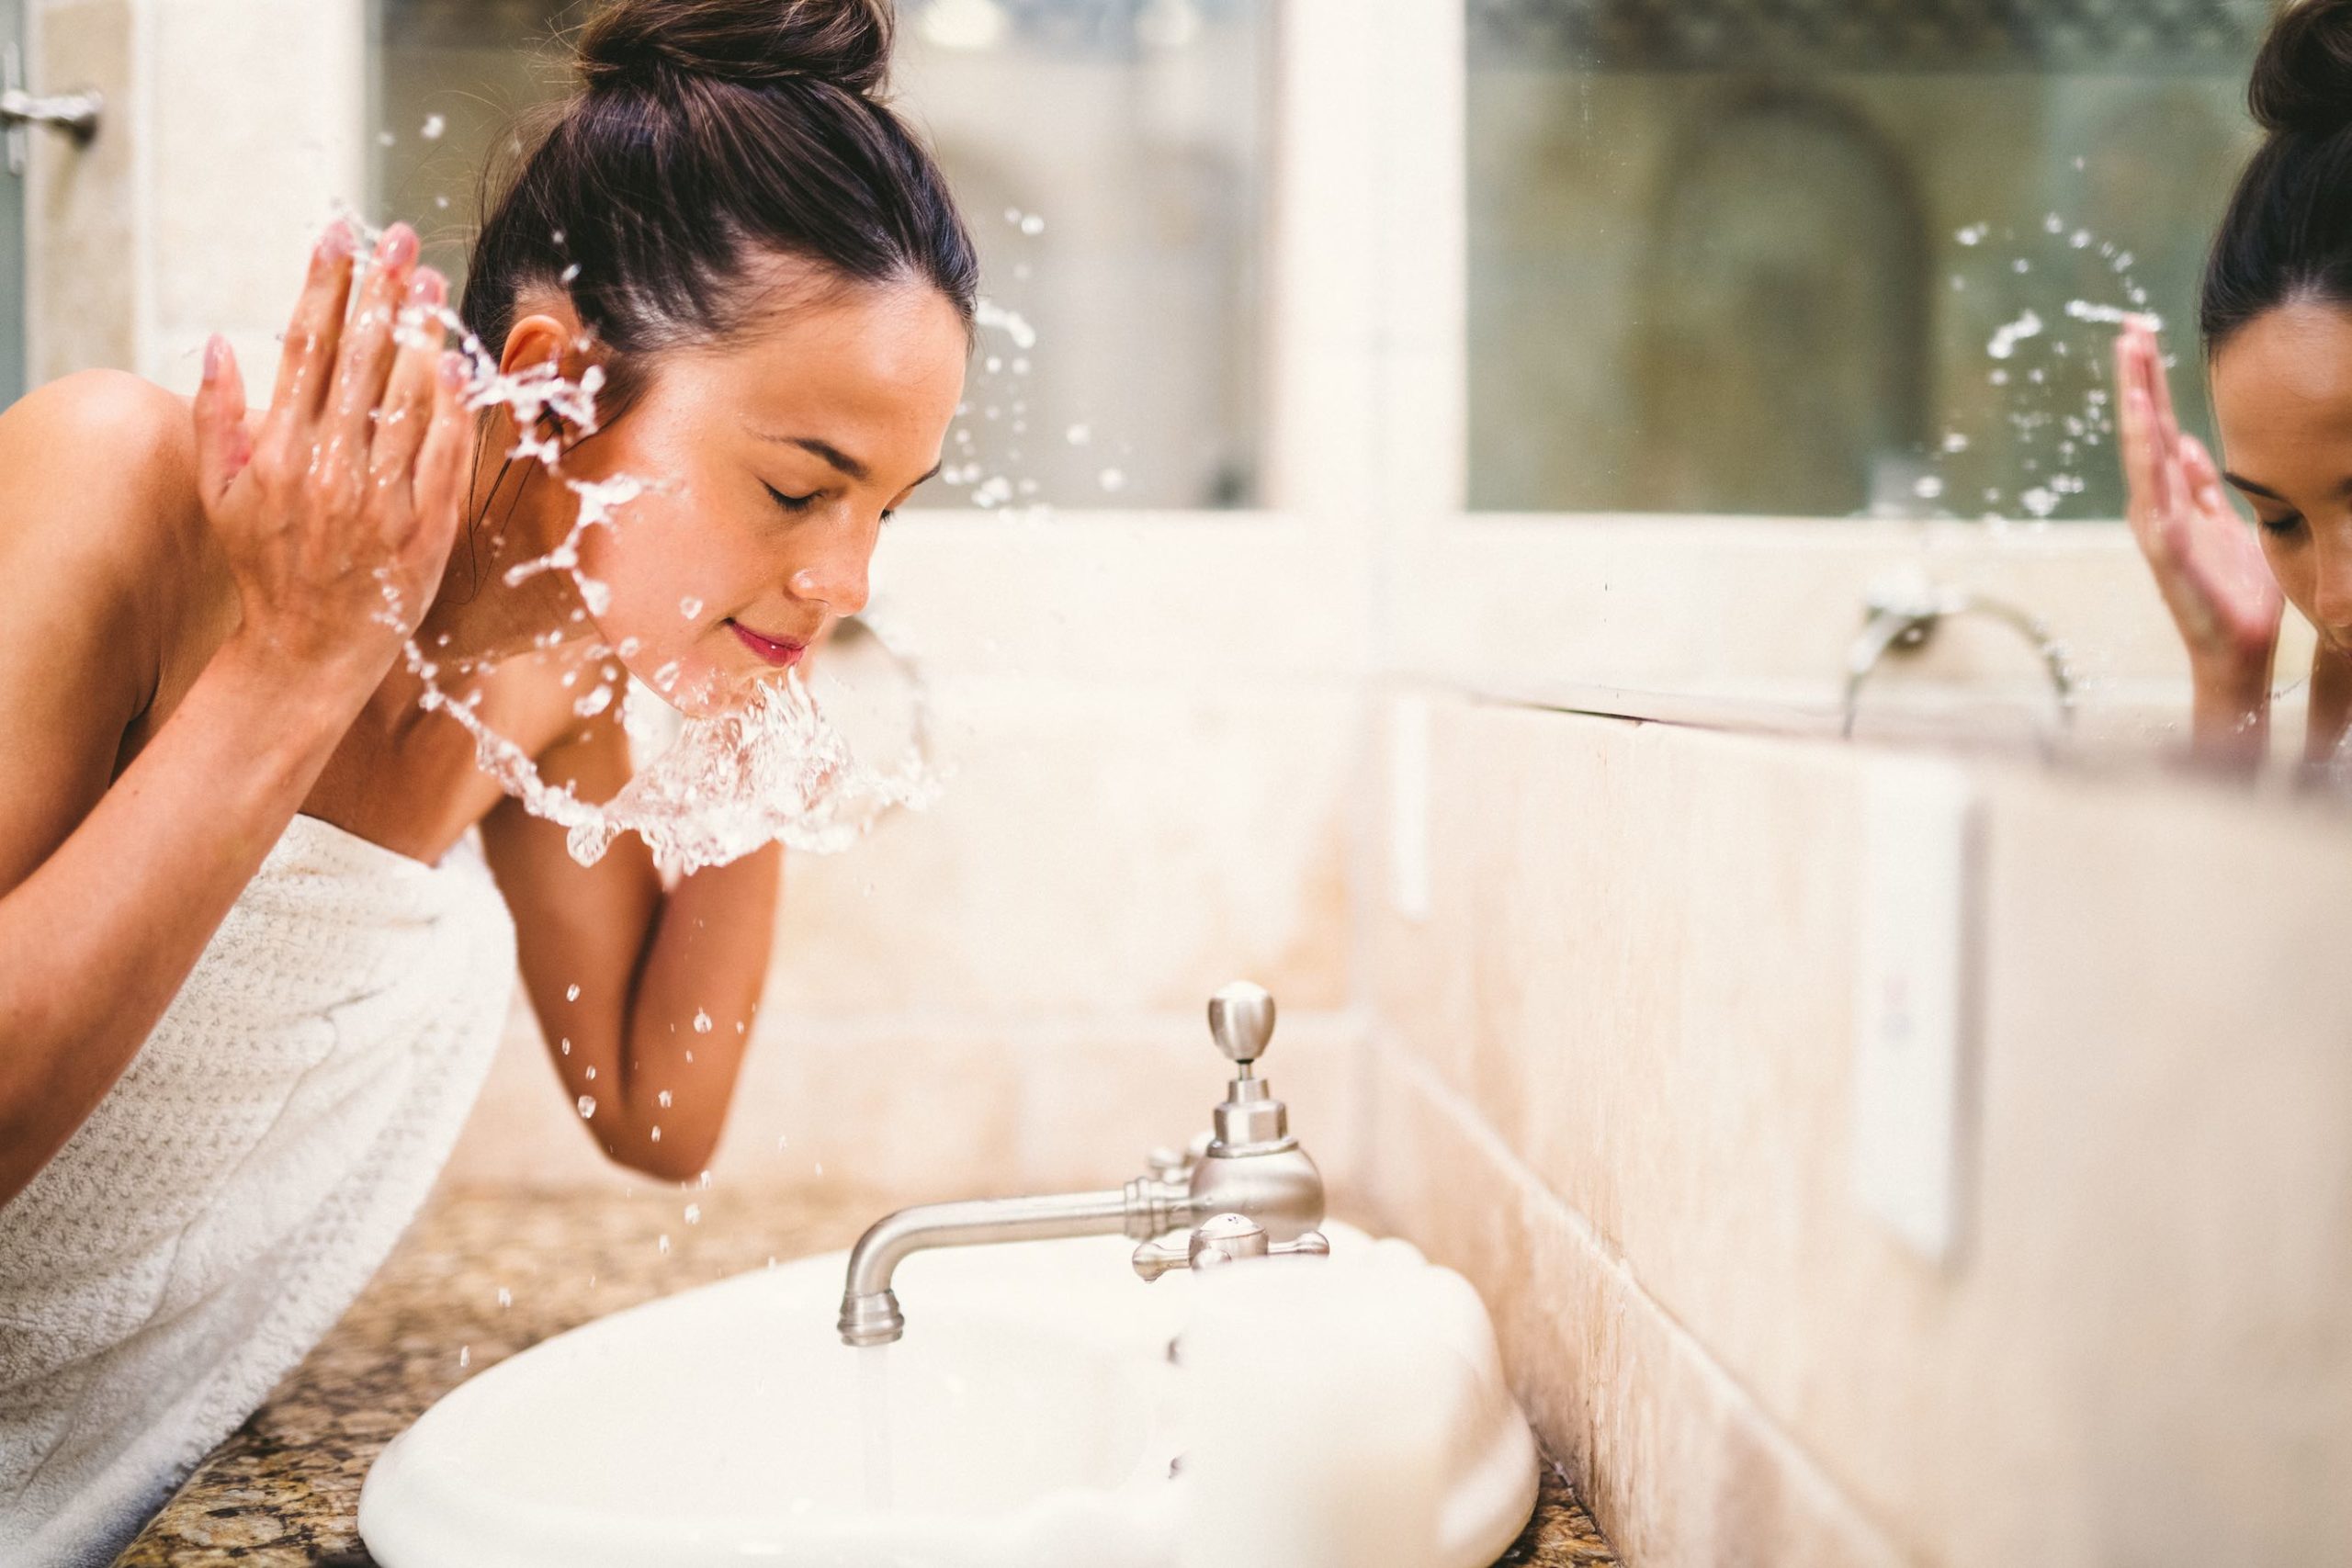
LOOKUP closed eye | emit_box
[2257,511,2305,536]
[764,482,820,513]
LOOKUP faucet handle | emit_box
[1207,980,1276,1066]
[1132,1212,1329,1281]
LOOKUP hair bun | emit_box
[2250,0,2352,137]
[578,0,892,96]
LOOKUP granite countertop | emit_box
[116,1185,1618,1567]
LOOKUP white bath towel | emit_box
[0,813,518,1566]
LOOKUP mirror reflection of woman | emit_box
[0,2,974,1562]
[2117,0,2352,773]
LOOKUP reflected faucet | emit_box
[836,981,1326,1347]
[1842,580,2076,742]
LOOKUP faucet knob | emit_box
[1207,980,1276,1066]
[1132,1212,1329,1281]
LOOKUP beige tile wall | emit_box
[1358,693,2352,1567]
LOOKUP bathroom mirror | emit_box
[1432,0,2335,765]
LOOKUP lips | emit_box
[726,619,808,668]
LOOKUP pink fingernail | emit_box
[200,334,223,382]
[407,266,446,308]
[319,220,354,262]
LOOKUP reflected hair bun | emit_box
[578,0,893,96]
[2250,0,2352,138]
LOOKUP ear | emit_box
[498,306,607,451]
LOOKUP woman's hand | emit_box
[2114,318,2284,766]
[190,220,473,691]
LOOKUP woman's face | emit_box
[2211,299,2352,656]
[546,278,967,715]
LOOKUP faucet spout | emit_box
[837,1179,1189,1347]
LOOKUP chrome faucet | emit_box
[836,980,1327,1347]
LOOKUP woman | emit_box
[2118,0,2352,773]
[0,0,974,1560]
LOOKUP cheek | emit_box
[2261,533,2316,614]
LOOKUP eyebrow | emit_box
[2222,471,2285,501]
[768,434,869,482]
[762,434,943,491]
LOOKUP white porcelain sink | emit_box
[357,1220,1537,1568]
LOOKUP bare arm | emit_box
[0,222,469,1207]
[481,705,781,1184]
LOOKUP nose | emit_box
[786,520,873,619]
[2314,525,2352,644]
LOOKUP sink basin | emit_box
[357,1220,1537,1567]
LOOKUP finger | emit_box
[2120,386,2164,547]
[269,220,356,419]
[411,353,475,551]
[2179,433,2230,516]
[2142,323,2185,454]
[366,267,450,493]
[192,335,253,510]
[327,223,420,456]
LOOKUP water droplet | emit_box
[1098,468,1126,493]
[1941,432,1970,454]
[566,983,582,1001]
[577,1095,597,1119]
[560,1036,571,1055]
[692,1009,713,1033]
[657,1089,673,1109]
[1066,423,1091,446]
[377,130,396,147]
[458,1345,470,1367]
[679,596,704,618]
[684,1203,701,1224]
[1955,223,1987,246]
[1913,475,1945,501]
[1020,213,1045,236]
[422,113,447,141]
[650,1125,662,1142]
[658,1233,671,1254]
[1986,309,2043,360]
[496,1287,512,1309]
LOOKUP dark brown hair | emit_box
[2202,0,2352,349]
[460,0,978,417]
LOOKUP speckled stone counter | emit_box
[114,1186,1617,1566]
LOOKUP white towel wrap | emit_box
[0,814,519,1566]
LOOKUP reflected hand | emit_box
[2114,319,2281,761]
[190,220,473,692]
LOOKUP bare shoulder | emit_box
[0,368,204,561]
[0,370,216,684]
